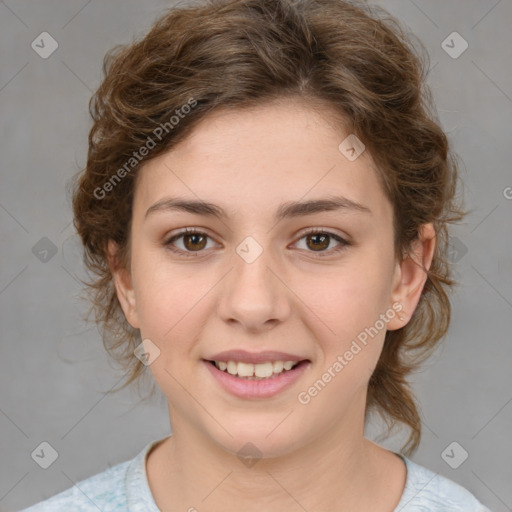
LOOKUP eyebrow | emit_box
[144,195,372,221]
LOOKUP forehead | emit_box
[133,99,392,224]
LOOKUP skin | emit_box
[108,97,436,512]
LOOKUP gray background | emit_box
[1,0,511,510]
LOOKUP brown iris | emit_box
[183,233,207,251]
[306,232,330,251]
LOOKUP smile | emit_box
[211,360,300,379]
[203,359,311,399]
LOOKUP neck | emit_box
[145,401,405,511]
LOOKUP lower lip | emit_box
[203,360,310,399]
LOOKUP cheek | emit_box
[295,256,394,388]
[295,256,394,336]
[131,258,209,347]
[133,271,213,391]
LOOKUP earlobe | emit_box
[387,223,436,331]
[107,239,140,329]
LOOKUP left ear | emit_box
[387,223,436,330]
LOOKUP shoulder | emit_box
[396,456,492,512]
[19,439,164,512]
[18,460,131,512]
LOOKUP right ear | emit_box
[107,239,140,329]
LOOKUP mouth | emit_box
[202,356,311,399]
[205,359,309,380]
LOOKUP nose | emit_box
[217,240,291,333]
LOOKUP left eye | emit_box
[294,230,349,256]
[164,229,349,257]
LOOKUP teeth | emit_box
[255,362,273,378]
[273,361,284,373]
[237,362,254,377]
[227,361,238,375]
[214,360,300,379]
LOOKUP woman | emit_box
[21,0,491,510]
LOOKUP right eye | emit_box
[164,228,218,256]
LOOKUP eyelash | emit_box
[164,227,350,258]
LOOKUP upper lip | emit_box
[205,350,309,364]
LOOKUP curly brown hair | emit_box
[70,0,465,455]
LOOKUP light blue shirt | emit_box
[20,437,492,511]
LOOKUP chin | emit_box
[204,413,306,462]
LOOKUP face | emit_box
[110,98,429,459]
